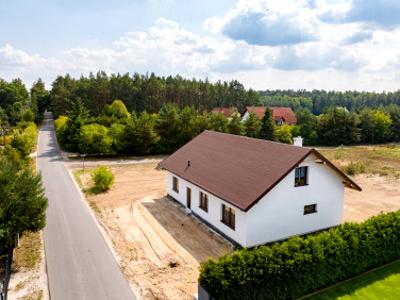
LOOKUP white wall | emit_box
[242,111,250,122]
[165,153,345,248]
[245,153,344,247]
[166,172,247,246]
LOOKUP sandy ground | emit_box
[344,174,400,222]
[8,232,49,300]
[64,153,165,169]
[77,163,232,300]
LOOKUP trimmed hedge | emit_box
[199,210,400,299]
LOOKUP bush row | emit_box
[199,210,400,299]
[10,122,38,158]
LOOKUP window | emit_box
[199,191,208,212]
[172,176,179,193]
[221,204,235,230]
[304,204,317,215]
[295,166,308,187]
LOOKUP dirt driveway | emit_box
[75,163,232,300]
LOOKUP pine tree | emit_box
[260,108,275,140]
[244,112,261,138]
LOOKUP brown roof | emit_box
[271,107,297,125]
[245,106,297,125]
[211,107,238,118]
[244,106,265,119]
[160,131,361,212]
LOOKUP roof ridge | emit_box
[203,130,309,151]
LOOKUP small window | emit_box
[304,204,317,215]
[172,176,179,193]
[199,191,208,212]
[221,204,235,230]
[295,166,308,187]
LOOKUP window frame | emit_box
[221,204,235,230]
[199,191,208,212]
[172,176,179,193]
[303,204,317,215]
[295,166,308,187]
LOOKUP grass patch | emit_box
[13,231,41,270]
[89,201,102,215]
[305,260,400,300]
[73,169,85,189]
[73,169,103,214]
[320,145,400,177]
[20,289,43,300]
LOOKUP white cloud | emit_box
[272,44,363,71]
[0,44,67,85]
[1,4,400,92]
[206,0,320,46]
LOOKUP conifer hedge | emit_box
[199,210,400,299]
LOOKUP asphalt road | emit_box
[37,115,136,300]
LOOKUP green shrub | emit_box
[275,124,294,144]
[199,210,400,300]
[54,116,69,148]
[10,124,38,157]
[78,123,113,155]
[91,166,114,192]
[343,161,366,175]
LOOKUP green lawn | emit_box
[306,261,400,300]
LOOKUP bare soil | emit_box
[76,163,232,300]
[8,231,49,300]
[344,174,400,223]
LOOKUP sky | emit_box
[1,0,400,91]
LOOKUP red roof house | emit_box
[211,107,239,118]
[243,106,297,125]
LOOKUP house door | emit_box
[186,187,191,208]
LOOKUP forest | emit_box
[0,72,400,157]
[260,89,400,114]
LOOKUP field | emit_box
[319,144,400,178]
[72,162,232,300]
[320,145,400,222]
[306,261,400,300]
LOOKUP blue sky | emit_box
[1,0,400,91]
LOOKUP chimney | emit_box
[293,136,303,147]
[187,160,191,167]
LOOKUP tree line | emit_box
[50,71,260,116]
[0,77,49,298]
[0,78,50,127]
[54,98,400,157]
[260,89,400,115]
[0,120,47,298]
[55,100,265,155]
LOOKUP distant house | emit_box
[160,131,361,247]
[242,106,297,125]
[211,107,239,118]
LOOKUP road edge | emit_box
[65,167,142,299]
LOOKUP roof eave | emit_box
[310,149,362,192]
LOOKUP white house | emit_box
[159,131,361,247]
